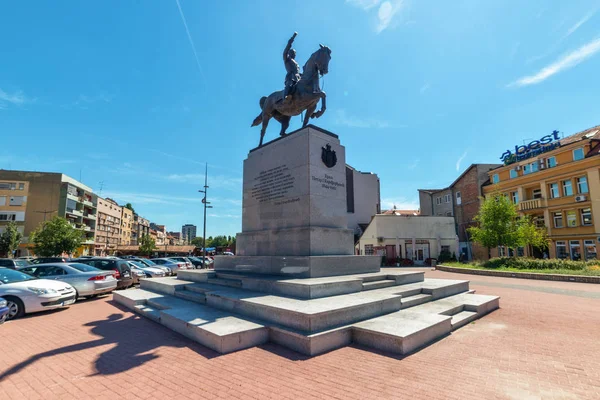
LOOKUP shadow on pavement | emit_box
[0,309,218,381]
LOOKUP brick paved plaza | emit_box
[1,269,599,400]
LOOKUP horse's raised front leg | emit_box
[303,105,317,128]
[259,114,271,147]
[311,91,327,119]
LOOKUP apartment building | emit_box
[0,170,97,255]
[95,197,122,256]
[135,215,150,242]
[121,206,133,246]
[181,224,197,244]
[418,188,454,217]
[0,180,28,237]
[484,125,600,260]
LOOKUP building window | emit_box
[547,156,557,168]
[573,148,584,161]
[511,191,519,204]
[436,197,442,205]
[553,212,563,228]
[566,210,577,227]
[510,169,518,179]
[18,183,25,190]
[523,162,539,175]
[0,182,17,190]
[9,196,25,206]
[445,211,452,216]
[365,244,374,256]
[444,194,451,203]
[549,183,560,198]
[562,180,573,196]
[517,247,525,257]
[0,214,16,221]
[584,240,597,260]
[576,176,588,194]
[492,174,499,184]
[456,191,461,205]
[0,196,5,206]
[532,189,542,199]
[498,246,506,257]
[556,241,568,259]
[581,208,593,226]
[570,240,581,261]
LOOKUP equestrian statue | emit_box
[251,32,332,147]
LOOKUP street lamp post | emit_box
[199,163,213,268]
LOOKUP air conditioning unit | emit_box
[539,160,546,169]
[575,195,587,202]
[515,165,521,171]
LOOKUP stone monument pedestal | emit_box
[215,125,380,277]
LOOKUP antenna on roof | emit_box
[99,181,105,196]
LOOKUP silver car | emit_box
[129,258,171,275]
[18,263,117,300]
[127,261,166,278]
[150,258,186,275]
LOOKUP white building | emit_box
[346,165,380,238]
[357,214,458,265]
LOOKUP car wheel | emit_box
[4,297,25,320]
[0,314,7,324]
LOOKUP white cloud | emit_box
[419,83,430,94]
[0,88,29,107]
[102,190,241,208]
[564,9,596,39]
[509,37,600,87]
[334,109,391,129]
[376,1,404,33]
[381,197,419,210]
[164,173,242,190]
[408,159,419,170]
[456,151,467,171]
[175,0,206,85]
[346,0,381,10]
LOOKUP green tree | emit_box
[0,222,23,258]
[468,193,548,254]
[190,237,204,247]
[139,234,156,257]
[124,203,135,214]
[31,217,84,257]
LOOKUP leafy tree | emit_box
[468,193,548,254]
[190,237,204,247]
[31,217,84,257]
[139,234,156,257]
[124,203,135,214]
[0,222,23,258]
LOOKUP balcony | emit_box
[67,208,83,217]
[83,213,97,220]
[83,239,95,245]
[518,198,546,211]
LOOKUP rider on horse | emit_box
[283,32,300,103]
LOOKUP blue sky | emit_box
[1,1,600,236]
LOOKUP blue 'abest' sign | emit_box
[500,130,561,165]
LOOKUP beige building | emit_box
[0,179,29,256]
[346,165,381,238]
[121,207,133,246]
[357,214,458,265]
[95,197,122,256]
[0,170,97,256]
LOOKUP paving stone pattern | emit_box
[0,269,599,399]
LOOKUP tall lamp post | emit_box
[199,163,213,268]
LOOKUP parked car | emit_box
[186,256,205,269]
[18,263,117,300]
[0,258,31,270]
[223,252,235,256]
[127,258,170,275]
[17,256,35,262]
[168,257,193,269]
[150,258,186,275]
[31,257,71,264]
[75,258,134,289]
[127,261,166,278]
[0,267,77,320]
[0,297,9,324]
[127,264,146,284]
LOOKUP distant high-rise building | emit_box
[182,224,197,244]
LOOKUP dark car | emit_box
[186,257,206,269]
[31,257,71,264]
[75,258,134,289]
[0,259,31,270]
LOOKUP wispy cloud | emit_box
[62,93,113,109]
[419,83,430,94]
[175,0,206,85]
[164,173,242,190]
[564,9,597,39]
[335,109,392,129]
[0,88,30,108]
[381,197,419,210]
[102,190,241,208]
[509,37,600,87]
[347,0,406,33]
[456,151,467,171]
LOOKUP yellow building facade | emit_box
[484,125,600,260]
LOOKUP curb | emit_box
[436,265,600,284]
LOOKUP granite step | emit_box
[207,277,243,288]
[400,293,433,308]
[174,289,207,304]
[133,304,161,322]
[450,311,478,329]
[362,279,397,291]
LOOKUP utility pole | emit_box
[35,209,56,222]
[199,163,213,268]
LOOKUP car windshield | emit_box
[139,259,157,266]
[15,260,31,267]
[68,263,100,272]
[0,268,37,284]
[130,261,146,268]
[151,259,165,264]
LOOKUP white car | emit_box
[0,268,77,320]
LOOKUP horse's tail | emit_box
[251,96,268,127]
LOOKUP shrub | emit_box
[482,257,596,271]
[438,250,456,263]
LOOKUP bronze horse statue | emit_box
[251,44,332,147]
